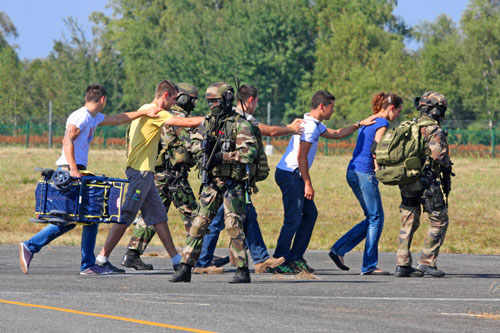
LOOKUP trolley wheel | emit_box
[51,170,72,191]
[29,218,48,224]
[49,210,69,216]
[48,217,70,226]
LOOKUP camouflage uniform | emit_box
[127,106,198,254]
[397,104,452,268]
[180,87,258,269]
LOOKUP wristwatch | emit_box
[356,120,361,128]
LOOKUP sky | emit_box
[3,0,470,60]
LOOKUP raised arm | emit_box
[258,118,303,137]
[320,115,377,140]
[62,124,82,178]
[298,141,314,200]
[99,106,163,126]
[163,116,204,128]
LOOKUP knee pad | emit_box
[189,215,210,238]
[225,215,244,239]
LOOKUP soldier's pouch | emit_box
[376,162,419,186]
[173,146,187,165]
[422,184,445,213]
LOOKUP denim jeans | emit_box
[331,168,384,274]
[274,168,318,262]
[196,203,270,267]
[24,165,99,271]
[24,222,98,271]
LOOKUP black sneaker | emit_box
[416,264,445,277]
[97,261,125,274]
[212,255,230,267]
[294,259,315,273]
[273,263,296,275]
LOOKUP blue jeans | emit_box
[274,168,318,262]
[24,222,98,271]
[331,168,384,274]
[196,203,270,267]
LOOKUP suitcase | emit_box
[31,168,129,225]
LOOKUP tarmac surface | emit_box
[1,244,499,332]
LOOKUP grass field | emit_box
[1,146,499,255]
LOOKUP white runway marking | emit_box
[2,291,500,303]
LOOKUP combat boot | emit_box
[169,263,192,282]
[121,249,153,270]
[229,267,251,283]
[395,265,424,277]
[416,264,445,277]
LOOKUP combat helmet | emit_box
[205,82,234,115]
[175,83,198,113]
[414,91,447,123]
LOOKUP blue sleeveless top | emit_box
[348,117,389,173]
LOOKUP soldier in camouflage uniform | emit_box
[395,91,453,278]
[121,83,199,270]
[169,82,258,284]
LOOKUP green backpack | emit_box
[375,118,437,185]
[249,124,270,184]
[214,113,269,185]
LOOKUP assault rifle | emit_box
[244,164,252,204]
[440,163,455,205]
[200,130,224,186]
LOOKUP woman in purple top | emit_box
[328,92,403,275]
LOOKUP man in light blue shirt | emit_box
[273,90,376,274]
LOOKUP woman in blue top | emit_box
[328,92,403,275]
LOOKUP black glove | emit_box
[207,152,223,171]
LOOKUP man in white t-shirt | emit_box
[19,84,162,275]
[273,90,376,274]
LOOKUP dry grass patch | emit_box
[1,147,499,255]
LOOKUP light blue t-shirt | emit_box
[348,117,389,173]
[276,113,327,172]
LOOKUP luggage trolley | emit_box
[31,167,129,225]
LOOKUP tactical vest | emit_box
[375,118,437,185]
[205,113,267,184]
[155,126,196,171]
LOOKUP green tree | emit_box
[460,0,500,130]
[305,0,412,125]
[414,14,466,128]
[96,0,315,123]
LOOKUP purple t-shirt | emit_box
[348,117,389,173]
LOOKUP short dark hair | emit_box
[155,80,178,98]
[85,84,106,103]
[237,84,258,103]
[311,90,335,109]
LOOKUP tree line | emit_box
[0,0,498,130]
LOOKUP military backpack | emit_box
[248,123,270,183]
[375,118,437,185]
